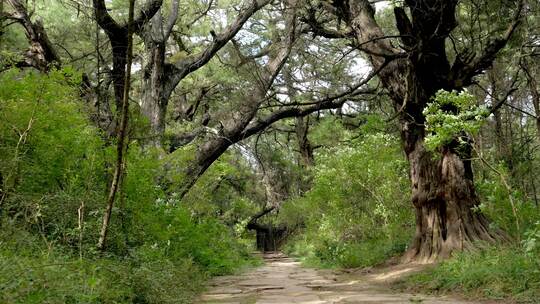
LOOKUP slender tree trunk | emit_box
[284,66,314,167]
[110,38,128,113]
[295,116,314,167]
[0,0,4,42]
[97,0,135,251]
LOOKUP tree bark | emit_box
[403,136,502,262]
[140,37,172,147]
[295,116,314,167]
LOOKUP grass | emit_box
[403,245,540,303]
[0,248,206,304]
[0,225,261,304]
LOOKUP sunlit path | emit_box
[197,253,478,304]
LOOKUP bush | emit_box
[0,69,258,303]
[475,163,540,238]
[281,132,413,268]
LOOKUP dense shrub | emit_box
[280,132,414,268]
[0,69,258,303]
[0,229,205,304]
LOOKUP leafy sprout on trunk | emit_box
[423,89,490,152]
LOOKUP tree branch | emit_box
[171,0,272,80]
[449,0,525,87]
[240,60,384,139]
[163,0,180,39]
[92,0,122,35]
[133,0,164,33]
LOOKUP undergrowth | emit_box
[280,129,414,269]
[404,245,540,303]
[0,69,260,303]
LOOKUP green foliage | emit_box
[308,116,351,146]
[0,51,24,70]
[0,227,205,304]
[424,89,489,151]
[406,245,540,302]
[281,132,413,268]
[0,68,106,242]
[133,203,257,276]
[523,221,540,256]
[167,147,262,228]
[473,161,540,239]
[0,69,259,302]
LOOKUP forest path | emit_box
[197,252,482,304]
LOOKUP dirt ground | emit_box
[196,252,488,304]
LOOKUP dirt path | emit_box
[197,252,479,304]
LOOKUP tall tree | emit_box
[312,0,525,261]
[97,0,136,251]
[172,41,378,199]
[93,0,162,118]
[176,0,300,197]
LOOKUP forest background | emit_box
[0,0,539,302]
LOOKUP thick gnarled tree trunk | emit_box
[403,139,502,262]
